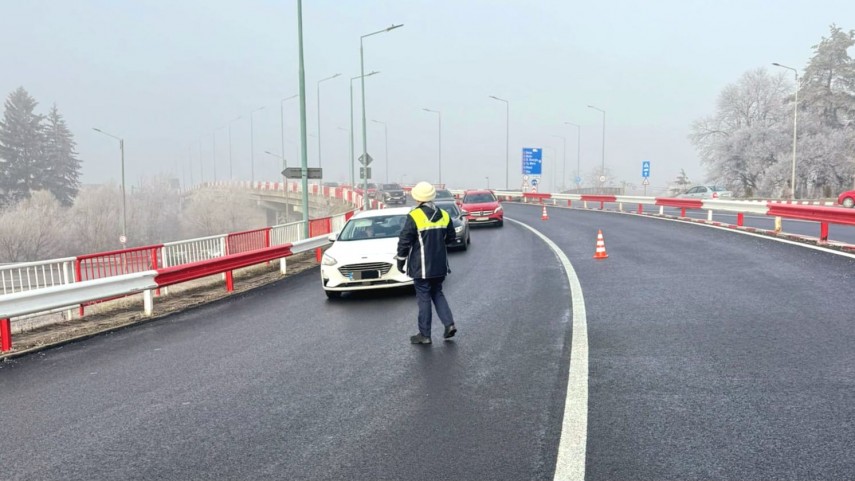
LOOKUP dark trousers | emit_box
[413,277,455,337]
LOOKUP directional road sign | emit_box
[358,153,374,166]
[642,160,651,178]
[281,167,323,179]
[522,148,542,175]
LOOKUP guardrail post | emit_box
[737,213,744,226]
[225,271,234,292]
[280,257,287,274]
[600,201,605,210]
[1,318,11,352]
[567,200,572,207]
[63,261,73,319]
[659,206,664,215]
[820,222,829,242]
[774,216,782,233]
[618,202,623,212]
[74,259,84,317]
[680,207,687,217]
[152,248,161,296]
[707,210,713,221]
[583,201,588,209]
[143,289,154,316]
[637,203,643,214]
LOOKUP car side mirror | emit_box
[328,233,338,243]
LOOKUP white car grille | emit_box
[339,262,393,276]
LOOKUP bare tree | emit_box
[180,188,264,238]
[0,191,62,261]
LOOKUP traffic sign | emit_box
[358,153,374,166]
[642,178,650,186]
[281,167,323,179]
[360,167,372,179]
[599,175,606,183]
[575,176,582,185]
[531,178,539,187]
[642,160,651,178]
[119,235,127,245]
[522,148,543,175]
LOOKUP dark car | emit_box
[378,183,407,205]
[435,189,455,201]
[435,201,470,251]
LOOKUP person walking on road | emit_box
[396,181,458,345]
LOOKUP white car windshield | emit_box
[338,215,408,241]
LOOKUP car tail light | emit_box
[712,192,719,199]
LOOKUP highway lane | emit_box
[505,203,855,480]
[570,201,855,244]
[0,219,572,480]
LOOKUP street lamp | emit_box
[587,105,606,191]
[227,116,242,179]
[250,106,265,183]
[350,71,379,188]
[92,127,127,248]
[371,119,388,183]
[489,95,510,189]
[422,108,442,184]
[360,24,403,209]
[317,73,342,185]
[772,62,799,199]
[564,121,582,190]
[552,134,566,192]
[264,150,291,222]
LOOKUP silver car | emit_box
[678,185,733,199]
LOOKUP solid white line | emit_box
[506,217,588,481]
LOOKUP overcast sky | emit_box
[2,0,852,192]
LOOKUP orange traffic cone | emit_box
[541,204,549,221]
[593,230,608,259]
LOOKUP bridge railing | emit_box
[0,257,76,296]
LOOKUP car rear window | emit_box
[382,184,401,190]
[712,186,729,192]
[436,202,459,217]
[463,193,496,203]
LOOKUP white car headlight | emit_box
[321,254,337,266]
[494,205,503,213]
[455,226,464,234]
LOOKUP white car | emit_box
[321,207,413,299]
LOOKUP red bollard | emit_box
[820,222,829,242]
[1,318,11,352]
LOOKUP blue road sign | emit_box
[522,148,543,175]
[642,160,651,178]
[575,176,582,184]
[531,178,539,187]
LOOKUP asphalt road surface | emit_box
[1,203,853,480]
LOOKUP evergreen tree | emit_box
[669,169,692,196]
[0,87,45,206]
[43,104,81,205]
[799,24,855,129]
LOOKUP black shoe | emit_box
[443,324,457,339]
[410,334,432,345]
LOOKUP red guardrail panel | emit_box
[309,218,333,237]
[767,203,855,227]
[155,244,294,288]
[227,227,271,255]
[580,195,617,203]
[655,197,704,209]
[76,245,163,281]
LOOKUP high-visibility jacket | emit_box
[397,202,456,279]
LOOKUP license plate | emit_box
[476,216,489,221]
[359,270,380,280]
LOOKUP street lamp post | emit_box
[227,116,241,179]
[565,122,581,190]
[349,72,378,188]
[552,134,567,192]
[280,94,298,174]
[250,106,265,183]
[422,108,441,184]
[587,105,606,191]
[360,24,403,210]
[773,62,799,199]
[489,95,510,189]
[371,120,388,183]
[317,74,342,185]
[486,176,490,189]
[92,128,127,247]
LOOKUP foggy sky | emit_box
[2,0,852,193]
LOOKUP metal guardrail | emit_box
[0,257,76,295]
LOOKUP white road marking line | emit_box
[506,217,588,481]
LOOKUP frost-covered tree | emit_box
[68,185,124,253]
[690,68,792,197]
[0,87,45,206]
[127,176,181,245]
[0,191,63,261]
[42,104,82,206]
[668,169,692,196]
[180,188,263,238]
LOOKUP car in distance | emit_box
[378,183,407,205]
[678,185,733,199]
[460,190,503,227]
[435,188,455,201]
[435,200,470,251]
[321,207,412,299]
[837,190,855,208]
